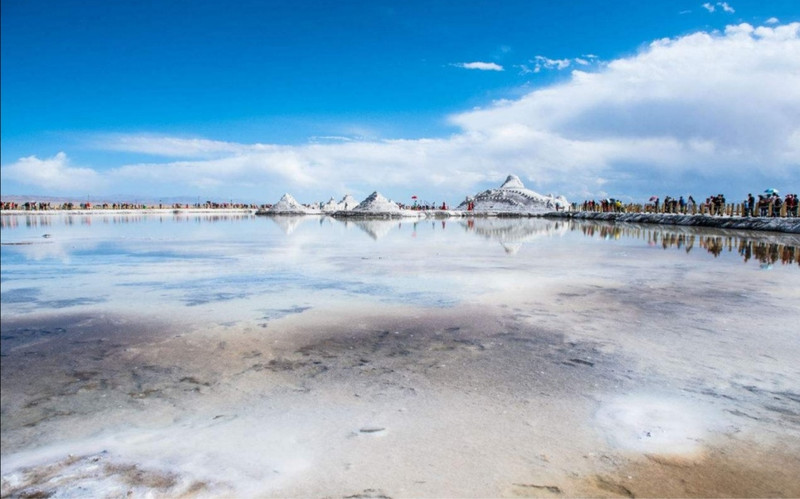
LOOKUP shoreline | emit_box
[3,208,800,234]
[541,211,800,234]
[0,208,258,216]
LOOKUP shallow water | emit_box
[2,214,799,497]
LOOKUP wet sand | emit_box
[3,293,799,497]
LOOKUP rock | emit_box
[359,426,386,434]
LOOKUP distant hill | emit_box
[0,194,254,206]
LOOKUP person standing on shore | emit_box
[757,195,768,217]
[746,193,755,217]
[772,194,783,217]
[784,194,797,217]
[716,194,726,216]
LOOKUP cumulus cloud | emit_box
[456,61,504,71]
[4,22,798,202]
[2,152,105,192]
[451,23,800,185]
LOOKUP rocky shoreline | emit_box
[541,211,800,234]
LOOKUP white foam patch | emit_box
[594,394,719,455]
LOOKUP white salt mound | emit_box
[352,192,402,213]
[340,194,359,210]
[321,194,359,212]
[459,174,569,214]
[269,193,320,214]
[320,197,339,212]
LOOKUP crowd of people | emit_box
[401,201,450,210]
[578,199,626,212]
[3,192,799,218]
[577,191,798,218]
[1,201,57,211]
[744,192,799,217]
[0,201,263,211]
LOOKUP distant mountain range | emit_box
[0,194,251,205]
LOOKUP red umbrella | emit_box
[411,195,418,200]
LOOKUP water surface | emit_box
[2,214,799,497]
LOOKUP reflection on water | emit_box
[2,213,798,267]
[574,222,799,267]
[268,214,321,235]
[458,218,568,255]
[460,217,567,241]
[0,213,255,229]
[350,220,396,240]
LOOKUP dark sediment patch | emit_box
[511,483,563,496]
[1,313,199,450]
[342,489,392,499]
[2,305,629,452]
[230,305,628,403]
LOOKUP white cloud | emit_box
[309,135,356,143]
[524,55,601,74]
[703,2,735,14]
[534,55,572,71]
[449,22,800,193]
[718,2,735,13]
[4,22,799,202]
[456,61,504,71]
[97,134,246,157]
[766,17,779,24]
[2,152,105,192]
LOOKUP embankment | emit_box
[543,211,800,234]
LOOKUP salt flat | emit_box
[2,214,799,497]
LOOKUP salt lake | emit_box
[2,213,799,497]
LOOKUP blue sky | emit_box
[2,0,799,205]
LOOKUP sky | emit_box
[1,0,799,206]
